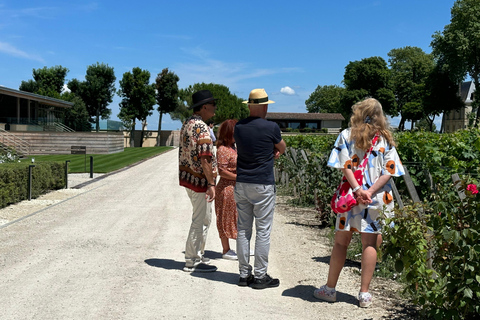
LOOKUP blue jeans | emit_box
[234,182,276,278]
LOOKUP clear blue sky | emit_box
[0,0,456,130]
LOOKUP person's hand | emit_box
[355,189,372,205]
[206,185,215,202]
[273,148,281,159]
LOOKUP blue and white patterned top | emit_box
[328,128,405,233]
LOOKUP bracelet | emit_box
[208,183,215,187]
[352,185,361,192]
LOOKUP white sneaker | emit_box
[313,285,336,302]
[222,249,238,260]
[250,249,255,256]
[358,291,373,308]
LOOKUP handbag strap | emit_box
[357,134,379,172]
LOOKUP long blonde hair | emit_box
[349,98,396,150]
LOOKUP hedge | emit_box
[0,161,66,208]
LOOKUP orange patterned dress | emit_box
[215,145,237,239]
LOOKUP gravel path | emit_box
[0,149,414,319]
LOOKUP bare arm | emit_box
[341,168,390,204]
[200,155,215,202]
[274,139,286,159]
[218,168,236,181]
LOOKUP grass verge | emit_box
[23,147,173,173]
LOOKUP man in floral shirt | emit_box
[179,90,218,272]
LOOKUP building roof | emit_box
[266,112,345,121]
[0,86,73,108]
[460,81,475,103]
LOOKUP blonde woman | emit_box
[314,98,404,307]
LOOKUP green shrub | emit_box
[383,178,480,319]
[0,161,65,208]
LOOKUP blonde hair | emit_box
[349,98,396,150]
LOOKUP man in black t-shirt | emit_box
[234,88,286,289]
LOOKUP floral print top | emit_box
[327,128,405,233]
[179,114,217,192]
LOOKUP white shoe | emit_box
[358,291,373,308]
[250,249,254,256]
[222,249,238,260]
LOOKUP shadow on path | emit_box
[144,257,239,286]
[282,285,358,306]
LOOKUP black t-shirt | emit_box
[234,117,282,185]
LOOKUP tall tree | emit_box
[68,62,116,132]
[61,91,92,131]
[423,64,464,132]
[118,67,156,147]
[174,83,248,124]
[431,0,480,125]
[20,65,69,98]
[18,65,92,131]
[342,57,396,123]
[388,46,435,130]
[155,68,179,146]
[305,85,346,118]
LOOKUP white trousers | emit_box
[184,189,212,267]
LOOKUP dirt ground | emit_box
[0,150,419,319]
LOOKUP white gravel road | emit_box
[0,149,410,319]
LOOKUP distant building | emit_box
[266,112,344,134]
[0,86,73,132]
[443,81,475,133]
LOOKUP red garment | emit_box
[215,146,237,239]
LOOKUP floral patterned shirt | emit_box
[179,114,217,192]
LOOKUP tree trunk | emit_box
[129,121,135,148]
[96,108,100,132]
[140,120,147,147]
[398,116,406,131]
[156,112,163,146]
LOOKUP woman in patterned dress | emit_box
[215,119,239,260]
[314,98,404,307]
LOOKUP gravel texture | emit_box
[0,149,417,319]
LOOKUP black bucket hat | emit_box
[191,90,217,109]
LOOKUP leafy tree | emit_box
[18,65,92,131]
[305,85,346,115]
[20,65,69,98]
[423,65,464,132]
[342,57,396,123]
[61,92,92,131]
[67,62,116,132]
[155,68,179,146]
[174,83,248,124]
[388,46,435,130]
[118,67,156,147]
[431,0,480,125]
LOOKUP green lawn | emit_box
[23,147,174,173]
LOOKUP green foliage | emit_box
[175,83,249,124]
[388,46,435,130]
[118,67,156,146]
[20,65,69,97]
[431,0,480,125]
[0,162,65,208]
[342,56,396,119]
[68,62,116,132]
[383,179,480,319]
[395,129,480,200]
[155,68,180,134]
[0,146,20,163]
[305,85,346,115]
[276,134,340,224]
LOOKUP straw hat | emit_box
[242,88,275,105]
